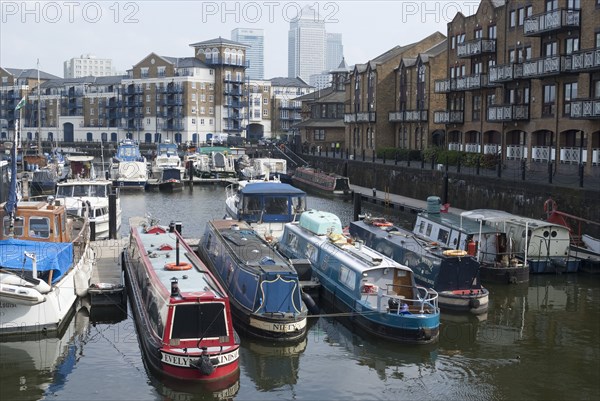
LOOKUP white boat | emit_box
[150,140,185,178]
[240,158,288,181]
[109,139,148,190]
[0,141,94,336]
[224,178,307,243]
[55,155,122,240]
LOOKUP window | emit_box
[524,46,532,60]
[542,84,556,116]
[437,229,450,244]
[451,36,456,49]
[339,265,356,290]
[157,66,165,77]
[191,107,196,114]
[141,67,149,78]
[526,5,532,17]
[191,118,195,124]
[472,95,481,121]
[200,106,205,114]
[509,49,516,63]
[146,107,150,114]
[510,10,516,27]
[200,82,206,90]
[565,37,579,55]
[564,82,578,115]
[546,0,557,12]
[567,0,580,9]
[544,42,557,57]
[474,28,482,39]
[518,8,525,26]
[3,216,24,237]
[200,94,206,102]
[314,129,325,141]
[209,107,214,114]
[488,25,497,39]
[263,109,268,116]
[208,95,214,102]
[29,217,50,238]
[597,32,600,48]
[90,108,94,115]
[594,80,600,99]
[200,118,205,125]
[263,98,268,104]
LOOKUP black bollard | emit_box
[353,191,362,222]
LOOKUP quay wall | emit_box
[303,156,600,238]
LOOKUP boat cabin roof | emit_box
[462,209,565,230]
[240,182,306,196]
[416,210,499,235]
[209,220,298,274]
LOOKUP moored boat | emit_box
[461,208,579,274]
[198,219,308,342]
[415,197,529,284]
[123,216,240,383]
[157,168,183,192]
[291,166,352,198]
[109,139,148,190]
[276,210,440,344]
[0,141,93,336]
[224,178,307,243]
[349,215,489,315]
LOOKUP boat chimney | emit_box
[175,221,182,235]
[169,221,176,233]
[426,196,442,215]
[170,277,180,297]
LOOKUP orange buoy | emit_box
[164,262,192,271]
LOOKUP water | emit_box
[1,186,599,401]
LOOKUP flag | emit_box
[15,96,26,110]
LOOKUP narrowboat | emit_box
[157,168,183,193]
[0,148,93,336]
[198,220,308,342]
[461,209,580,274]
[291,166,352,198]
[414,197,529,284]
[109,139,148,190]
[123,217,240,383]
[224,178,307,243]
[349,215,489,315]
[277,210,440,344]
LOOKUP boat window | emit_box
[29,216,50,238]
[286,233,298,251]
[56,186,73,197]
[3,216,24,237]
[171,303,227,340]
[54,215,60,238]
[244,196,261,213]
[418,220,425,234]
[543,230,549,238]
[305,243,317,264]
[339,265,356,290]
[551,230,557,238]
[265,196,288,214]
[437,228,450,244]
[425,223,432,237]
[292,197,305,213]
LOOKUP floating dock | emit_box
[88,238,128,307]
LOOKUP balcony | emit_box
[388,110,428,122]
[563,48,600,73]
[454,74,489,91]
[457,38,496,58]
[434,79,451,93]
[205,57,250,68]
[343,113,356,123]
[487,104,529,122]
[568,99,600,119]
[356,112,376,123]
[433,110,463,124]
[488,63,525,83]
[521,56,561,78]
[523,8,580,36]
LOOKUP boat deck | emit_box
[130,218,226,298]
[88,238,128,306]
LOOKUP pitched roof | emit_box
[269,77,312,88]
[4,68,61,80]
[162,56,207,68]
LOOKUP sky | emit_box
[0,0,480,79]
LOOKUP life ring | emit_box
[443,249,468,257]
[164,262,192,271]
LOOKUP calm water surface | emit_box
[1,186,599,401]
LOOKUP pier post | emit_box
[90,220,96,241]
[353,191,362,222]
[443,172,449,205]
[109,190,117,240]
[187,161,194,188]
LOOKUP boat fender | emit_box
[164,262,192,271]
[443,250,468,257]
[470,298,481,309]
[301,291,319,314]
[192,351,215,376]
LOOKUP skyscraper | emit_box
[287,6,326,82]
[326,33,344,71]
[231,28,264,79]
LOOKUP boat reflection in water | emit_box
[240,334,309,391]
[146,369,240,401]
[0,304,89,401]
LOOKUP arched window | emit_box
[111,132,118,142]
[48,132,54,141]
[1,132,7,139]
[126,132,133,139]
[87,132,93,141]
[145,133,152,143]
[174,133,182,144]
[101,132,108,142]
[27,132,33,140]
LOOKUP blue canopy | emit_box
[240,182,305,196]
[0,239,74,283]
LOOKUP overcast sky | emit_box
[1,1,479,79]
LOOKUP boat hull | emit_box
[123,251,240,385]
[480,265,530,284]
[0,246,93,336]
[113,180,146,190]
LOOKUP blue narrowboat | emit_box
[198,220,308,342]
[349,216,489,315]
[277,210,440,344]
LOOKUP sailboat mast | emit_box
[37,59,42,156]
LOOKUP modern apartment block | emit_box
[288,5,326,82]
[434,0,599,169]
[64,54,114,78]
[231,28,265,80]
[345,31,447,154]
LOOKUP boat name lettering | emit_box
[0,302,17,308]
[216,349,239,364]
[161,353,189,367]
[413,273,435,285]
[274,322,302,332]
